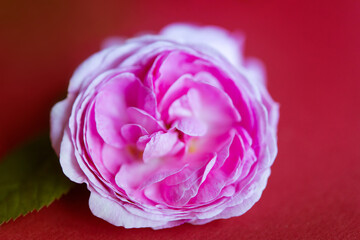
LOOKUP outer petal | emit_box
[59,127,86,183]
[89,191,170,229]
[68,41,146,93]
[191,169,271,225]
[160,23,244,67]
[50,95,75,154]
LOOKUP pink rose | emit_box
[50,23,279,229]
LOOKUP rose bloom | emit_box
[50,24,279,229]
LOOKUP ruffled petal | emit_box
[50,96,75,154]
[59,128,85,184]
[89,192,169,229]
[160,23,244,67]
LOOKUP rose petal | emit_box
[50,96,75,154]
[143,131,179,162]
[160,23,244,67]
[127,107,164,133]
[121,124,148,144]
[89,192,168,229]
[59,128,85,183]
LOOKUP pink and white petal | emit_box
[160,23,244,67]
[59,128,86,184]
[101,37,126,49]
[68,43,145,93]
[250,100,269,149]
[50,95,75,154]
[259,85,280,131]
[192,169,270,225]
[89,192,169,229]
[68,47,116,93]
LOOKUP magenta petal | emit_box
[94,90,127,148]
[101,143,129,175]
[173,117,208,137]
[94,73,157,147]
[220,134,243,177]
[121,124,148,144]
[158,153,216,206]
[167,93,208,136]
[153,51,206,102]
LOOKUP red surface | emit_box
[1,0,359,239]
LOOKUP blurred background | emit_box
[0,0,359,239]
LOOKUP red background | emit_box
[1,0,359,239]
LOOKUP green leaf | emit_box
[0,133,74,224]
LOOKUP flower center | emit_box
[126,145,143,161]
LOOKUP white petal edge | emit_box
[59,127,86,184]
[89,191,171,229]
[50,95,75,154]
[160,23,244,67]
